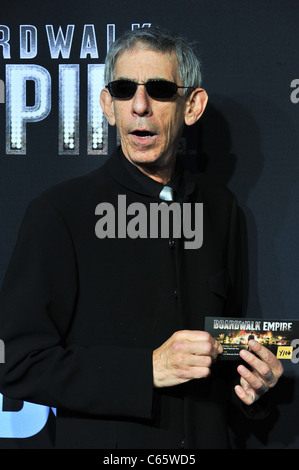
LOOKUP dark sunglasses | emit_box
[106,79,194,100]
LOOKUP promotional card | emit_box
[205,317,299,360]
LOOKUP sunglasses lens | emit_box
[109,80,137,98]
[107,80,179,99]
[147,81,178,99]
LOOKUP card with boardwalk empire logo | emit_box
[205,317,299,360]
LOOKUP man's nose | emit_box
[131,84,152,116]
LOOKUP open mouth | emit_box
[131,129,156,139]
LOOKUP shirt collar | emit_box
[120,148,164,199]
[105,146,197,202]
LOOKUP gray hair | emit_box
[104,26,203,97]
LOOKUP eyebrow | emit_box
[114,76,173,82]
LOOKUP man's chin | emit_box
[125,150,164,168]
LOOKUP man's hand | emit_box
[153,330,223,388]
[234,339,284,405]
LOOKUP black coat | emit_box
[0,147,245,448]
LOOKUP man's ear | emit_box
[100,88,116,126]
[184,88,208,126]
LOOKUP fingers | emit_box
[173,330,222,360]
[235,368,268,405]
[234,383,256,405]
[240,340,284,386]
[246,340,284,380]
[235,340,284,405]
[153,330,222,388]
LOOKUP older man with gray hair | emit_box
[0,25,283,449]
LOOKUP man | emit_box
[0,26,283,449]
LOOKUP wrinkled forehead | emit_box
[113,43,180,81]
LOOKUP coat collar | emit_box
[105,146,198,202]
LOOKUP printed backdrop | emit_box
[0,0,298,449]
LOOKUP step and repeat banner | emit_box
[0,0,298,449]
